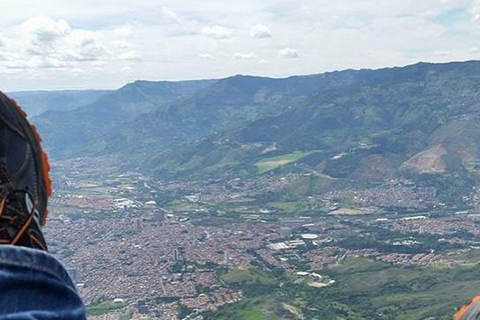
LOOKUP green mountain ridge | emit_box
[33,79,216,156]
[8,90,111,117]
[32,60,480,202]
[145,62,480,186]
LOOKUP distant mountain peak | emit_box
[31,60,480,204]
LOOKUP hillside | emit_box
[8,90,111,117]
[32,60,480,203]
[33,79,216,156]
[142,62,480,194]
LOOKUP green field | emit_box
[204,296,284,320]
[221,267,277,286]
[329,257,480,320]
[266,201,302,214]
[255,152,313,174]
[208,255,480,320]
[238,309,265,320]
[87,300,126,316]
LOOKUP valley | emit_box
[14,60,480,319]
[42,155,480,320]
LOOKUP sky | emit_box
[1,0,480,91]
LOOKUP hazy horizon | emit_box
[6,58,477,92]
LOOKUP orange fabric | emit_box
[455,295,480,320]
[40,151,52,226]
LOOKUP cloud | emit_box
[0,34,7,47]
[217,51,230,58]
[8,15,110,72]
[278,47,299,58]
[199,53,214,59]
[122,66,133,73]
[112,40,133,50]
[470,1,480,20]
[62,30,108,62]
[3,0,480,91]
[20,15,70,43]
[119,50,141,61]
[299,5,313,17]
[70,67,85,75]
[93,60,108,67]
[113,25,133,38]
[68,30,98,47]
[1,60,30,73]
[93,60,108,71]
[233,52,257,60]
[163,7,182,24]
[201,25,231,39]
[433,50,450,56]
[66,44,108,62]
[29,56,69,69]
[250,24,272,39]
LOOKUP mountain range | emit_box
[12,60,480,204]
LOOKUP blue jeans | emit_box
[0,245,86,319]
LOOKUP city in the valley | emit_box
[45,156,480,320]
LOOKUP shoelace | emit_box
[0,189,47,251]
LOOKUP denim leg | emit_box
[0,245,86,319]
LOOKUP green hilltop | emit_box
[32,60,480,204]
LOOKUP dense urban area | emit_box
[45,156,480,320]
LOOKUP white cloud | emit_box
[250,24,272,39]
[70,67,85,75]
[93,60,108,67]
[20,15,70,43]
[112,40,133,49]
[163,7,182,24]
[278,47,299,58]
[29,56,69,69]
[201,25,231,39]
[0,34,7,47]
[0,59,31,75]
[299,5,312,17]
[217,51,231,58]
[66,44,108,62]
[5,59,29,69]
[68,30,98,47]
[60,29,108,62]
[199,53,214,59]
[119,50,141,61]
[2,14,111,74]
[470,0,480,20]
[113,25,133,38]
[233,52,257,60]
[64,29,108,62]
[122,66,133,73]
[93,60,108,71]
[433,50,450,56]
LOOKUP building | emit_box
[154,210,166,225]
[173,248,181,261]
